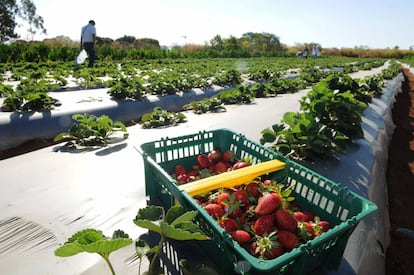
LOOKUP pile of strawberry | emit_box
[171,148,249,185]
[193,179,331,260]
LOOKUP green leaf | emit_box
[54,243,84,257]
[82,238,132,254]
[67,228,104,245]
[260,128,276,144]
[170,211,199,227]
[160,222,209,241]
[133,206,164,234]
[112,229,129,239]
[165,205,187,224]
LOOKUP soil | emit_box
[385,66,414,275]
[0,67,414,274]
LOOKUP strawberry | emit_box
[231,229,251,244]
[222,150,234,163]
[197,154,211,168]
[234,189,249,205]
[263,243,284,259]
[173,164,186,176]
[219,218,238,233]
[176,174,188,185]
[214,161,228,174]
[275,209,297,232]
[208,149,222,163]
[302,211,316,222]
[204,203,224,219]
[232,161,249,170]
[318,220,331,232]
[187,170,199,177]
[245,182,260,198]
[277,230,299,250]
[263,179,272,187]
[253,233,284,259]
[255,192,282,216]
[254,214,275,236]
[217,192,230,206]
[298,222,317,241]
[293,211,307,222]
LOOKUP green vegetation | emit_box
[140,107,186,128]
[55,229,132,275]
[260,62,402,161]
[54,114,128,147]
[55,205,210,275]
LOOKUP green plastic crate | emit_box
[138,128,378,274]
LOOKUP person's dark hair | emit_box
[89,20,95,25]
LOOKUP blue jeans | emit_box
[83,42,96,67]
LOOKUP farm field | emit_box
[0,56,412,275]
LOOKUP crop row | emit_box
[0,57,386,112]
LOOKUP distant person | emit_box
[80,20,96,67]
[312,45,320,58]
[303,47,309,58]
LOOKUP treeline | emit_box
[1,31,413,63]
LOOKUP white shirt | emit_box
[81,23,96,43]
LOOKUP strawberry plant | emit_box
[260,112,349,160]
[1,90,61,112]
[108,76,144,100]
[55,229,132,275]
[300,79,367,139]
[54,113,128,147]
[212,69,242,87]
[183,97,225,114]
[140,106,186,128]
[55,205,210,275]
[133,205,210,275]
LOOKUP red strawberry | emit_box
[303,211,316,222]
[293,211,307,222]
[275,209,297,232]
[263,179,272,187]
[222,150,234,163]
[187,170,199,177]
[174,164,186,176]
[277,230,299,250]
[176,174,188,185]
[219,218,238,233]
[255,192,282,216]
[217,192,230,206]
[245,182,260,198]
[254,214,275,236]
[318,220,331,232]
[208,149,222,163]
[204,203,224,218]
[253,233,284,259]
[298,222,317,241]
[234,189,249,205]
[232,161,249,170]
[214,161,228,174]
[263,243,284,259]
[231,229,251,244]
[197,154,211,168]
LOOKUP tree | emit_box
[0,0,46,42]
[240,32,283,52]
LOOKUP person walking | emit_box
[80,20,96,67]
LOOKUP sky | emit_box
[18,0,414,49]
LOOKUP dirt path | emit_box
[385,66,414,275]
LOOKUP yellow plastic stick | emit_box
[178,159,285,196]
